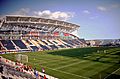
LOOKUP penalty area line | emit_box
[104,67,120,79]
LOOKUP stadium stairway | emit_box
[57,39,69,48]
[25,40,33,45]
[47,40,54,45]
[22,40,30,46]
[30,46,39,51]
[70,39,79,45]
[0,41,7,51]
[35,40,51,50]
[29,39,40,47]
[44,40,52,45]
[49,39,66,49]
[26,40,42,51]
[39,44,50,50]
[55,39,63,45]
[63,40,75,46]
[41,40,48,45]
[37,40,46,46]
[48,40,57,45]
[12,40,30,51]
[49,45,58,50]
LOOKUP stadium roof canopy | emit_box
[0,15,80,33]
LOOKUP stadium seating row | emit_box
[0,39,87,52]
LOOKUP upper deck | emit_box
[0,15,80,33]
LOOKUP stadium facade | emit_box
[0,15,87,53]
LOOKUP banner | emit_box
[64,33,69,36]
[53,32,59,36]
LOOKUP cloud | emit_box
[11,8,30,15]
[97,4,120,12]
[97,6,107,11]
[34,10,74,21]
[83,10,90,14]
[90,16,98,19]
[0,9,74,21]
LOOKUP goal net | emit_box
[15,54,28,63]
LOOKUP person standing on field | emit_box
[42,67,45,73]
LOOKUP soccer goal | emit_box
[15,54,28,63]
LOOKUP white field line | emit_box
[104,67,120,79]
[55,60,86,69]
[45,66,90,79]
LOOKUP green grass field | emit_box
[0,47,120,79]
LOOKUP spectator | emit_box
[42,67,45,73]
[44,75,46,79]
[39,75,42,79]
[34,67,36,75]
[35,71,39,79]
[0,65,3,74]
[0,57,1,62]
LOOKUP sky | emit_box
[0,0,120,40]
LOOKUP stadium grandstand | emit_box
[86,39,120,47]
[0,15,87,53]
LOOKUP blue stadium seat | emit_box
[64,44,72,48]
[49,45,58,50]
[13,40,28,49]
[39,44,49,50]
[41,40,48,45]
[30,46,39,51]
[63,40,75,46]
[26,40,33,45]
[58,45,65,48]
[47,40,54,45]
[0,40,16,50]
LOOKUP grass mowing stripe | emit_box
[45,66,90,79]
[29,54,71,60]
[41,57,73,64]
[58,61,112,78]
[34,56,75,65]
[43,58,80,67]
[55,60,86,69]
[59,60,95,72]
[29,55,73,63]
[82,63,113,77]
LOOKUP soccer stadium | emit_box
[0,15,120,79]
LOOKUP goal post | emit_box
[15,54,28,63]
